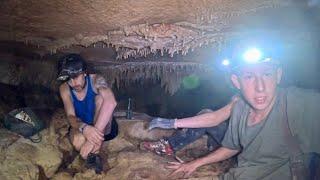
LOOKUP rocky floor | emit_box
[0,109,234,180]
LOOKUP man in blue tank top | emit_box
[57,54,118,174]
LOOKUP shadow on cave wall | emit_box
[0,83,61,126]
[114,75,233,119]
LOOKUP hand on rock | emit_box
[166,161,199,178]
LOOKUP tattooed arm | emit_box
[91,74,117,133]
[94,74,109,90]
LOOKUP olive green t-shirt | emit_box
[221,87,320,180]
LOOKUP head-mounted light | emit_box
[56,68,84,81]
[57,75,69,81]
[243,48,262,63]
[221,47,276,69]
[222,59,230,66]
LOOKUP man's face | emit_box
[231,63,282,111]
[67,73,86,92]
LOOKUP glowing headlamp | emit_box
[222,59,230,66]
[243,48,262,63]
[221,47,274,68]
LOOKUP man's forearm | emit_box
[94,99,117,133]
[193,147,239,168]
[175,102,234,128]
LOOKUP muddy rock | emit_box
[101,150,222,180]
[0,130,38,180]
[104,151,171,180]
[51,109,74,153]
[4,129,63,178]
[104,136,135,153]
[73,170,105,180]
[0,134,62,180]
[0,155,39,180]
[51,172,73,180]
[117,118,174,141]
[0,128,20,149]
[0,109,65,179]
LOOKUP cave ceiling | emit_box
[0,0,319,62]
[0,0,320,94]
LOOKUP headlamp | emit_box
[57,54,87,81]
[221,47,275,69]
[57,68,84,81]
[222,59,230,66]
[57,75,69,81]
[243,48,262,63]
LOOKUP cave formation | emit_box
[0,0,319,179]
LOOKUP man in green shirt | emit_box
[166,43,320,179]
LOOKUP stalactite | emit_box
[95,62,210,95]
[12,0,290,59]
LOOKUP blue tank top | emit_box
[70,75,97,125]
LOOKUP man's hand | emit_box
[148,117,175,130]
[80,137,103,159]
[80,141,95,159]
[92,140,103,154]
[83,125,104,146]
[166,161,199,178]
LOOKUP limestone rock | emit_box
[31,143,62,178]
[0,155,39,180]
[51,172,73,180]
[104,151,170,180]
[117,118,174,141]
[5,130,63,178]
[68,155,84,172]
[102,151,221,180]
[0,129,20,158]
[51,109,74,153]
[0,129,39,180]
[73,170,105,180]
[0,126,63,179]
[104,136,135,153]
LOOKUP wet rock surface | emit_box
[0,109,234,179]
